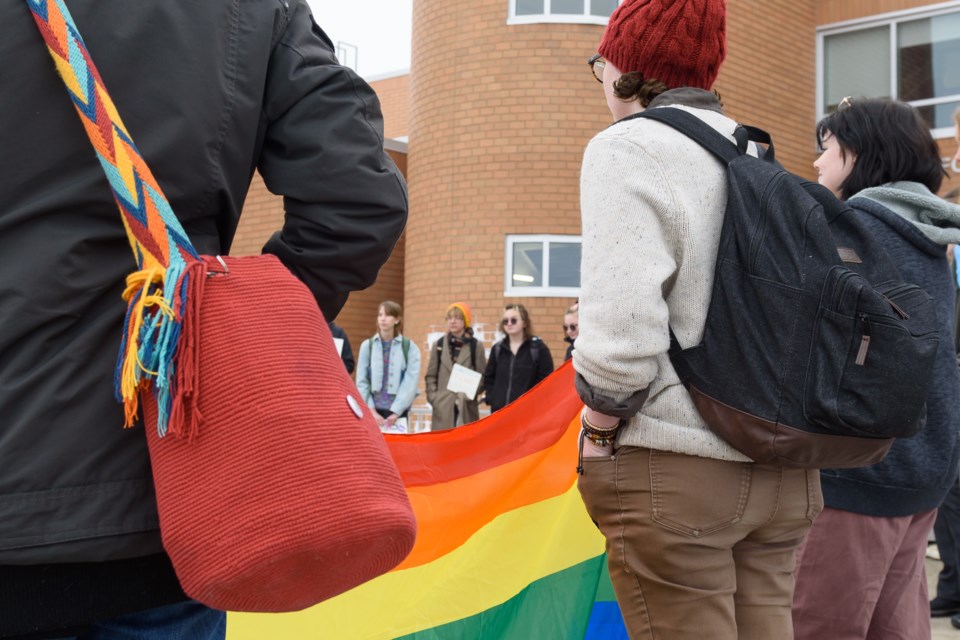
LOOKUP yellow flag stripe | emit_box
[226,484,605,640]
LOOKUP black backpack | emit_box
[490,338,541,370]
[634,107,940,469]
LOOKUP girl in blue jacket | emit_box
[357,301,421,431]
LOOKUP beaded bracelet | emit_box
[581,410,620,434]
[580,410,621,446]
[582,431,616,447]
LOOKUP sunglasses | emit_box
[501,317,520,326]
[563,324,578,332]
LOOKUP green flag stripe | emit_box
[394,555,607,640]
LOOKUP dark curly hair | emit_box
[613,73,722,108]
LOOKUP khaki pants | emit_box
[578,446,823,639]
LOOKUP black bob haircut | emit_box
[816,97,946,200]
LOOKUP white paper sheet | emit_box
[446,363,482,398]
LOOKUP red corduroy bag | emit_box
[28,0,416,613]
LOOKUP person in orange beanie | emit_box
[425,302,487,430]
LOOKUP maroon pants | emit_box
[793,506,937,640]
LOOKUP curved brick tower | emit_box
[404,0,611,372]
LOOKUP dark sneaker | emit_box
[932,597,960,617]
[952,612,960,629]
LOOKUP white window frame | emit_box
[504,234,582,297]
[816,1,960,139]
[507,0,621,26]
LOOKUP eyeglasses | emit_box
[587,53,605,84]
[501,317,519,326]
[563,324,578,332]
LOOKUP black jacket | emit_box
[0,0,406,632]
[330,322,356,375]
[483,338,555,412]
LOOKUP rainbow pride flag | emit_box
[227,362,626,639]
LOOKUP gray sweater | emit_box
[575,91,751,462]
[821,185,960,517]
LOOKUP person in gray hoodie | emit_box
[793,97,960,639]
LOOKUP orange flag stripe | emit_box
[395,412,581,570]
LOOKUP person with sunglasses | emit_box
[482,303,554,412]
[563,303,579,362]
[574,1,821,638]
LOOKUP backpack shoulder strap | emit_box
[402,337,410,363]
[470,338,478,370]
[629,108,748,166]
[529,337,540,368]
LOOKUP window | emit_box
[505,235,581,297]
[818,3,960,138]
[509,0,621,25]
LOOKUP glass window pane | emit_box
[590,0,619,17]
[898,13,960,102]
[515,0,545,16]
[552,0,584,15]
[914,99,960,130]
[512,242,543,287]
[548,242,581,288]
[824,27,890,112]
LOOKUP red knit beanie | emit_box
[599,0,727,90]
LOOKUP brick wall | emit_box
[404,0,606,382]
[230,150,408,369]
[232,0,959,397]
[369,73,411,141]
[815,0,940,24]
[401,0,830,394]
[719,0,818,179]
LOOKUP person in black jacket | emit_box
[0,2,407,637]
[483,304,554,412]
[330,322,356,375]
[563,303,579,362]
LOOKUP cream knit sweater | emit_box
[574,102,752,462]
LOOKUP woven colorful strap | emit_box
[28,0,203,437]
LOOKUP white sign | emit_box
[446,364,482,398]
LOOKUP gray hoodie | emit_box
[820,183,960,517]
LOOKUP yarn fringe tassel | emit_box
[115,258,207,440]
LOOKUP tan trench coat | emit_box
[424,334,487,430]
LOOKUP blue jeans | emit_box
[54,600,225,640]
